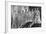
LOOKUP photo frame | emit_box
[5,1,45,33]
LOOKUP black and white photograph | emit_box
[1,0,46,34]
[11,5,41,28]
